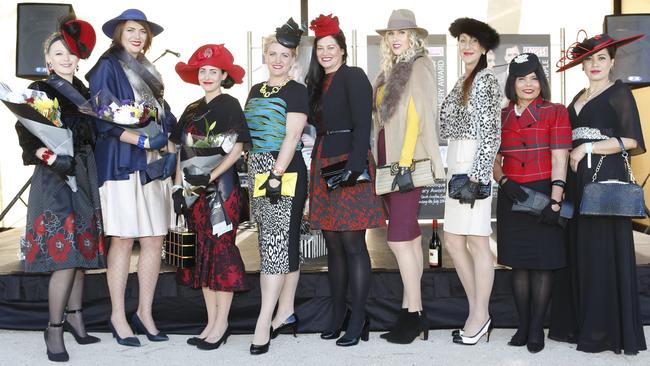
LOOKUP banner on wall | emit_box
[489,34,552,93]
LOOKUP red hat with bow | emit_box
[556,30,645,72]
[60,19,96,59]
[309,14,341,38]
[175,44,245,85]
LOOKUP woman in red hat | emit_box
[87,8,176,347]
[372,9,445,344]
[439,17,501,346]
[172,44,249,350]
[13,16,105,362]
[550,32,646,355]
[305,14,386,347]
[243,19,308,355]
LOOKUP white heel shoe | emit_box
[453,318,492,345]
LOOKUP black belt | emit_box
[318,129,352,137]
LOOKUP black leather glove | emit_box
[391,167,414,193]
[50,154,75,176]
[500,179,529,202]
[539,200,561,225]
[172,189,187,215]
[183,168,210,187]
[459,180,480,208]
[261,170,282,204]
[340,170,361,187]
[146,133,168,150]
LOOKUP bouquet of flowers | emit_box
[0,81,77,191]
[80,90,160,137]
[180,126,238,236]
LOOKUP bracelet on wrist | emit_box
[136,135,147,150]
[41,149,54,165]
[551,180,566,190]
[498,175,508,186]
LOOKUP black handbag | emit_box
[448,174,492,199]
[511,186,574,227]
[321,160,371,190]
[579,137,645,218]
[164,215,196,268]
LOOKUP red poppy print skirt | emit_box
[308,140,386,231]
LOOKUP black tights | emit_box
[323,230,370,337]
[511,269,554,343]
[46,268,85,353]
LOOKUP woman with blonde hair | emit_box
[244,18,308,355]
[372,9,444,344]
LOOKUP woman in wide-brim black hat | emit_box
[439,17,502,346]
[86,8,177,347]
[549,31,647,355]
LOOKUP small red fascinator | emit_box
[309,14,341,38]
[61,19,96,59]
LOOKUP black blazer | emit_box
[317,64,372,173]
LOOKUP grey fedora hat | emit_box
[376,9,428,38]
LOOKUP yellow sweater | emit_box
[376,86,420,167]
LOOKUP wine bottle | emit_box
[429,219,442,268]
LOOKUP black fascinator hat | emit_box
[276,18,303,49]
[449,17,500,51]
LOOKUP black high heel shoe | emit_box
[271,313,299,339]
[320,309,351,340]
[108,320,141,347]
[44,321,69,362]
[63,309,100,344]
[336,318,370,347]
[380,308,407,339]
[187,337,205,346]
[526,328,545,353]
[250,326,272,355]
[131,313,169,342]
[385,311,429,344]
[197,328,230,350]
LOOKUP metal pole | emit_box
[351,29,357,67]
[560,28,566,105]
[247,31,253,91]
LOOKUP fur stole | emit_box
[373,51,425,125]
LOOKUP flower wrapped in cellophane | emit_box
[80,89,161,137]
[0,81,77,191]
[180,122,238,236]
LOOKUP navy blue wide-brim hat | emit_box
[102,9,164,38]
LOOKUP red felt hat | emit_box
[175,44,245,85]
[61,19,96,59]
[309,14,341,38]
[556,30,645,72]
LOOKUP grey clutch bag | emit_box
[511,186,574,228]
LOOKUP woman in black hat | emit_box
[493,53,572,353]
[12,17,105,362]
[439,17,501,345]
[372,9,445,344]
[243,18,308,355]
[550,32,646,355]
[87,8,176,347]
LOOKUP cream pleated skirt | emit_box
[100,151,172,238]
[443,139,493,236]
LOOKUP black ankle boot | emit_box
[385,311,429,344]
[380,308,408,339]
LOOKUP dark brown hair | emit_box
[462,53,488,104]
[111,20,153,54]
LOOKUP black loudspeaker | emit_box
[16,3,74,80]
[604,14,650,88]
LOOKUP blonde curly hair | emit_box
[262,34,298,57]
[379,29,426,76]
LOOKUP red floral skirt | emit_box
[184,187,247,292]
[308,140,386,231]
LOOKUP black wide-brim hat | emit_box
[449,17,499,51]
[556,32,645,72]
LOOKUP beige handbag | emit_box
[375,159,435,195]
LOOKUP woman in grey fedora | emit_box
[372,9,444,344]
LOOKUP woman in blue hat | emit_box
[87,8,176,347]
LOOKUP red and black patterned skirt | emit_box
[308,139,386,231]
[185,185,247,292]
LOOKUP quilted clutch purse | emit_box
[447,174,491,199]
[511,186,574,227]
